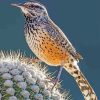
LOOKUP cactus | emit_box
[0,51,71,100]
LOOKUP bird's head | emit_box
[11,0,48,17]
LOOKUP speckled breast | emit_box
[25,28,68,66]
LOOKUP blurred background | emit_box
[0,0,100,99]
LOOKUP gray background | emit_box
[0,0,100,99]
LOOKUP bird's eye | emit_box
[30,5,34,8]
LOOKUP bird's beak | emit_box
[11,3,31,16]
[11,3,23,8]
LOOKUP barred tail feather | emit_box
[63,63,97,100]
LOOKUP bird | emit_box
[11,1,97,100]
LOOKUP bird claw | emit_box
[31,57,41,63]
[20,57,41,64]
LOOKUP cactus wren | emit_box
[12,1,97,100]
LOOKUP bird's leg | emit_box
[51,67,63,90]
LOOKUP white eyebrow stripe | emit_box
[24,2,46,10]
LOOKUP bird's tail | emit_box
[63,62,97,100]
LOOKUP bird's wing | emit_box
[44,18,83,60]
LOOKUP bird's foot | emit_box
[31,57,41,63]
[20,57,41,64]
